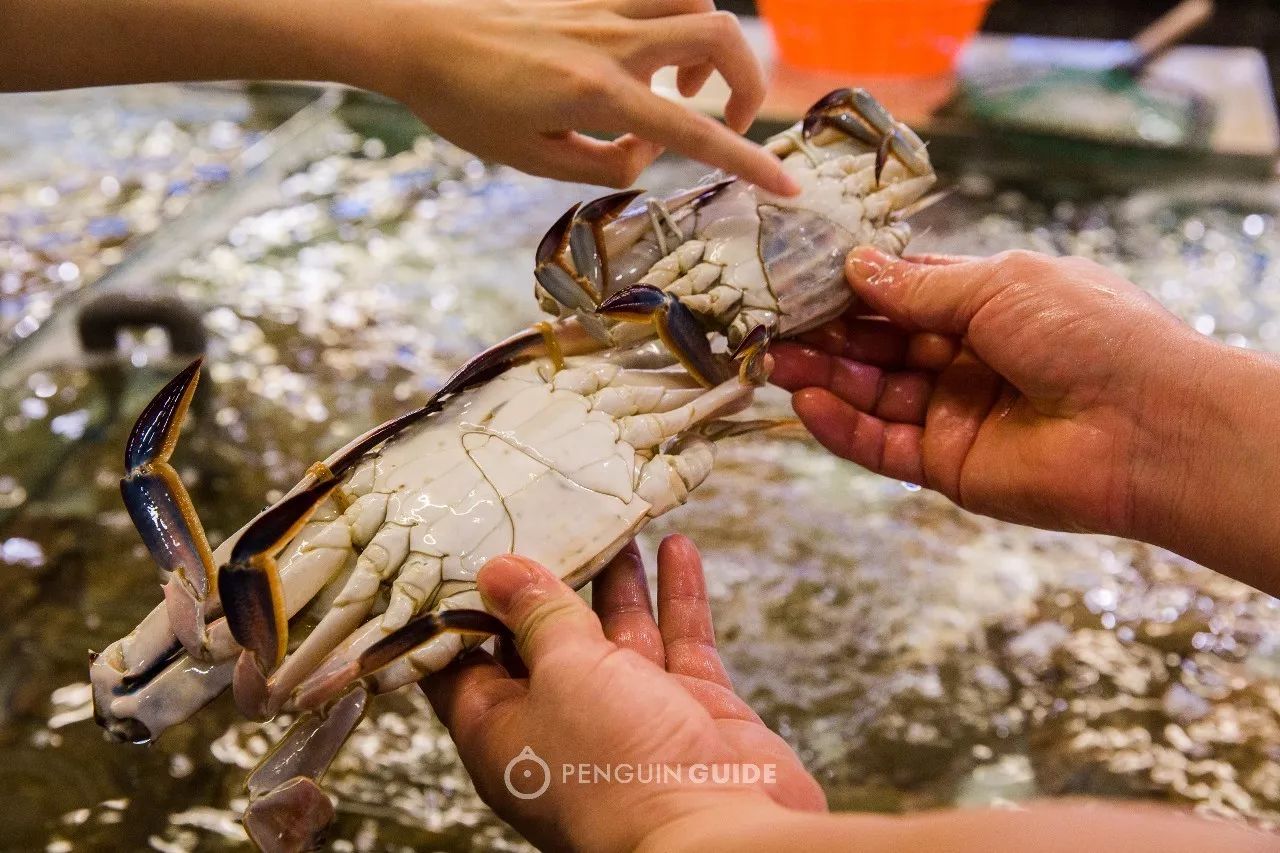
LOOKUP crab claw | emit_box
[802,88,931,183]
[598,285,728,388]
[731,323,774,386]
[535,190,644,314]
[120,357,218,660]
[220,478,341,716]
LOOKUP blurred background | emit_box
[721,0,1280,87]
[2,2,1280,851]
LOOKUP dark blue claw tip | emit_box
[536,203,580,264]
[230,479,339,565]
[596,284,669,319]
[802,89,856,139]
[875,135,892,185]
[656,298,729,388]
[218,561,280,665]
[579,189,644,223]
[731,324,773,360]
[802,113,826,141]
[124,357,203,472]
[808,88,855,117]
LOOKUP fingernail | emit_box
[477,555,540,616]
[846,247,893,285]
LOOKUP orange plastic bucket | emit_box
[758,0,992,77]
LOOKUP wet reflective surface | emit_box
[0,87,1278,850]
[0,86,270,352]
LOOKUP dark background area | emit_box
[721,0,1280,99]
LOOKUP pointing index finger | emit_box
[617,82,799,196]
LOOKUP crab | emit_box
[90,89,937,851]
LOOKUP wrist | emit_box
[258,0,395,89]
[631,792,789,853]
[1130,331,1280,588]
[328,0,456,106]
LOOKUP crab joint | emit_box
[535,321,565,372]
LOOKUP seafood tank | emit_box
[1,84,1278,851]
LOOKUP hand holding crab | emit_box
[423,535,826,852]
[772,248,1280,595]
[430,539,1275,853]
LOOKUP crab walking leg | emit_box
[119,358,220,659]
[243,687,369,853]
[536,182,736,319]
[598,285,729,387]
[297,432,721,706]
[97,507,359,742]
[287,365,750,711]
[221,479,342,718]
[251,633,530,850]
[251,502,416,718]
[800,87,932,182]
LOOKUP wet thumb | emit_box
[477,555,607,667]
[845,247,1001,336]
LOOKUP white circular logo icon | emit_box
[504,746,551,800]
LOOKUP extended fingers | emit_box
[592,541,665,667]
[614,80,797,195]
[790,317,959,372]
[621,12,764,133]
[791,387,925,484]
[655,534,734,690]
[794,317,908,365]
[771,343,933,425]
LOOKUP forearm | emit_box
[1,0,382,92]
[640,798,1275,853]
[1132,333,1280,593]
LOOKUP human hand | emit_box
[421,535,824,853]
[352,0,798,193]
[770,248,1261,564]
